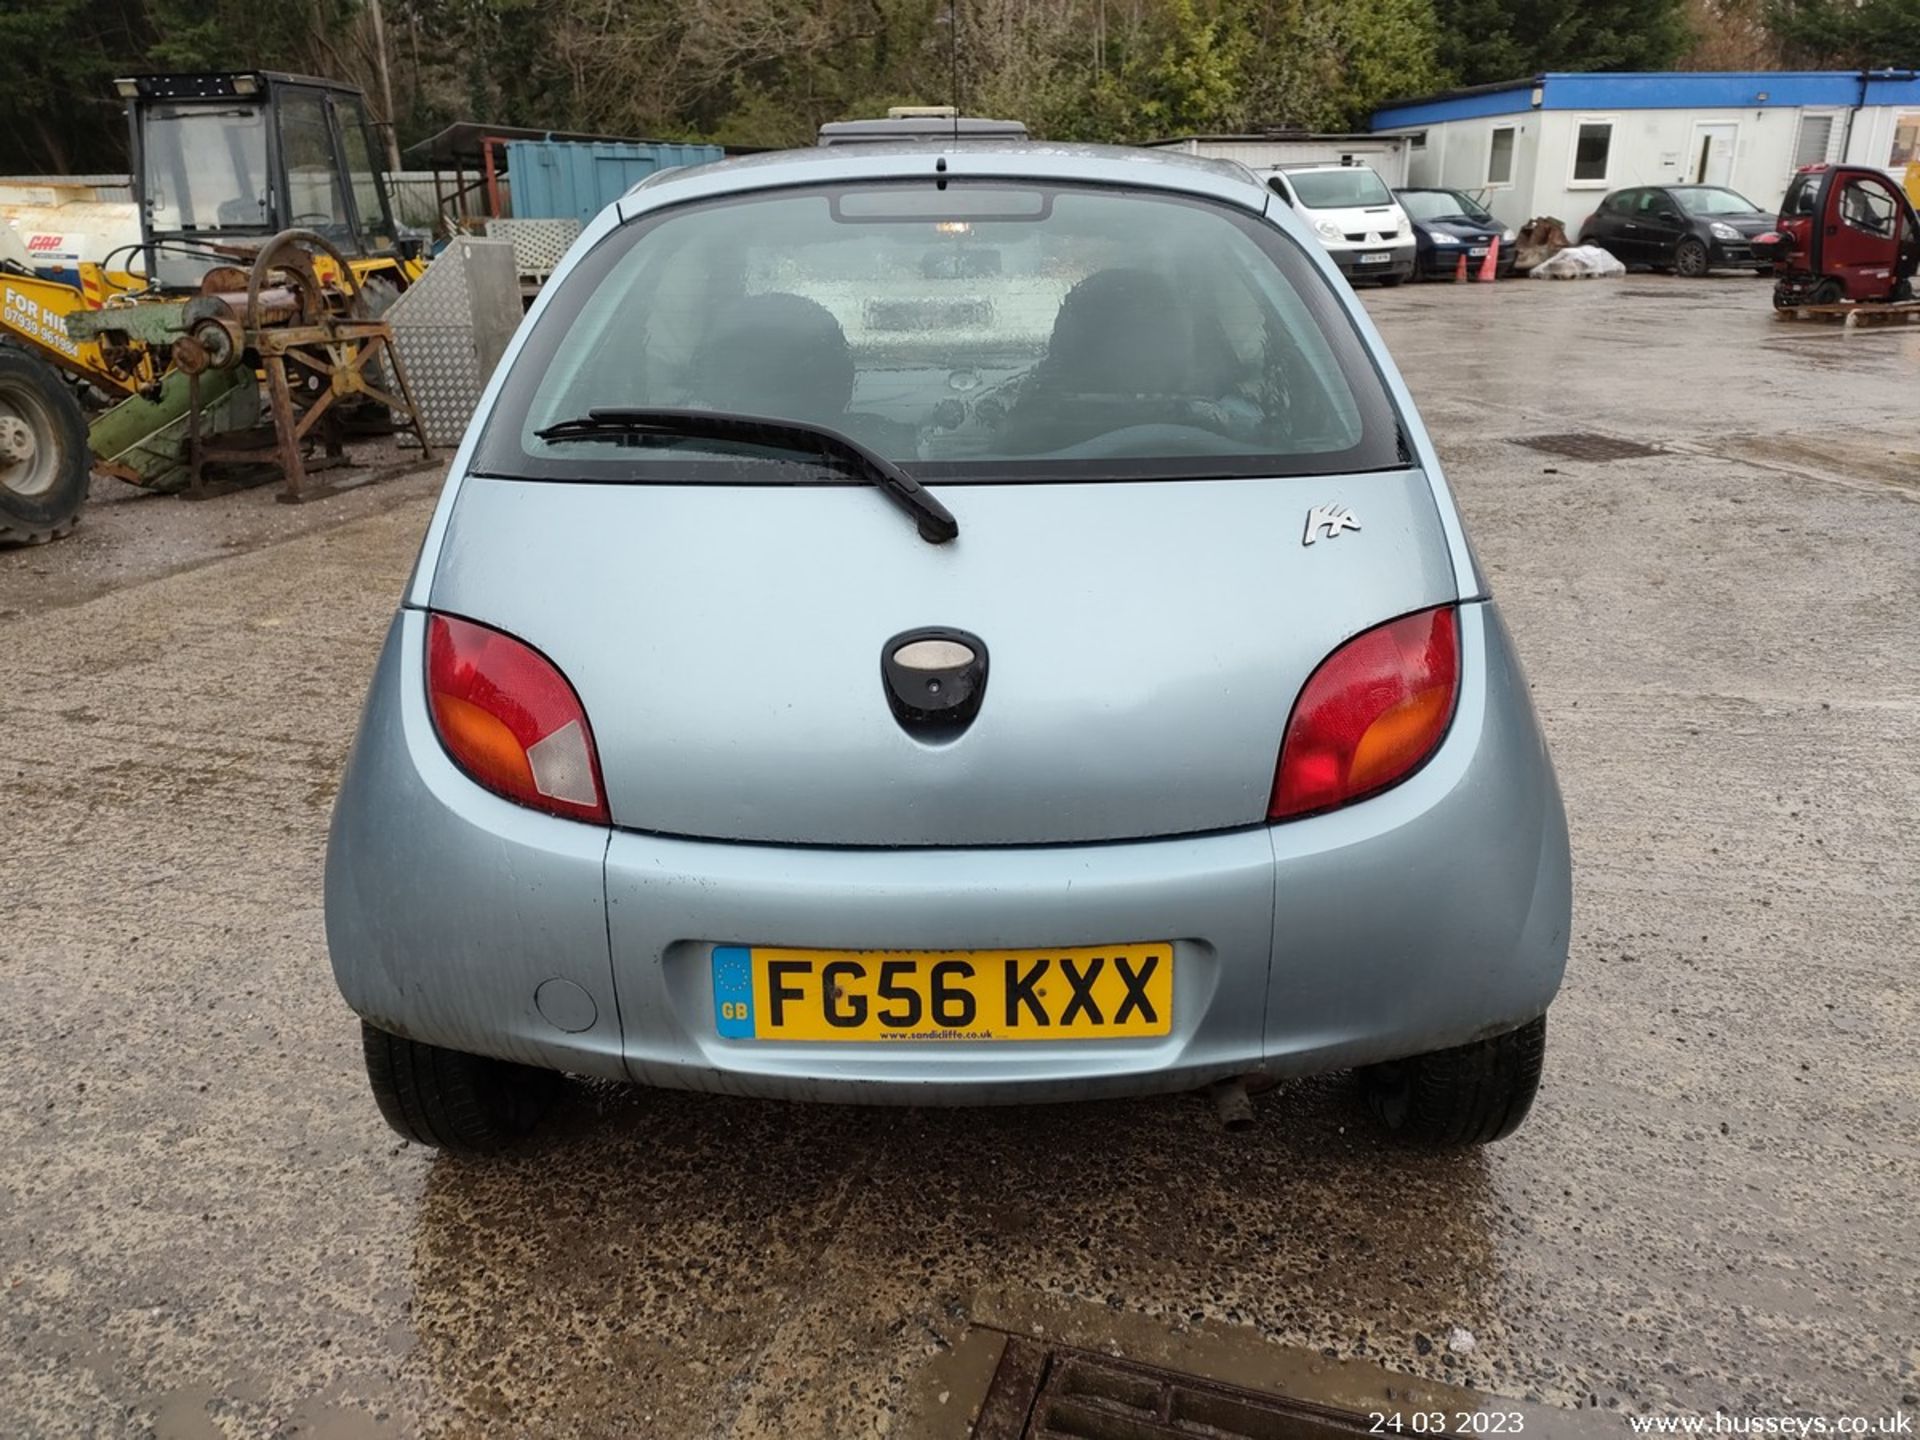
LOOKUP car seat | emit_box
[999,268,1202,452]
[691,293,856,421]
[688,292,918,457]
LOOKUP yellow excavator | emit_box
[0,71,426,543]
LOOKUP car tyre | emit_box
[1376,274,1405,288]
[361,1021,561,1152]
[1673,238,1710,278]
[1358,1015,1546,1146]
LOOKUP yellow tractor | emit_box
[0,71,427,543]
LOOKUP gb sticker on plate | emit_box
[713,945,756,1038]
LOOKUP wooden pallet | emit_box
[1774,299,1920,332]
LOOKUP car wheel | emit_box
[0,344,91,547]
[1376,274,1404,288]
[1810,278,1845,306]
[1358,1015,1546,1146]
[1674,238,1710,278]
[361,1021,561,1152]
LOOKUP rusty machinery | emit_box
[162,229,431,501]
[0,72,430,542]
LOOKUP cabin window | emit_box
[1487,126,1515,186]
[1792,112,1836,172]
[1571,121,1613,185]
[1892,113,1920,168]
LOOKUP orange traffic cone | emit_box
[1454,252,1468,282]
[1477,236,1501,282]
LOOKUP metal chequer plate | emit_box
[485,216,584,279]
[384,237,523,447]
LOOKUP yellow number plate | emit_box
[710,944,1173,1042]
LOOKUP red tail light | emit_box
[426,613,609,824]
[1269,605,1460,821]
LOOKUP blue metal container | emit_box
[503,140,724,223]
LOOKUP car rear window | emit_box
[472,179,1404,484]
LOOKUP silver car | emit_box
[326,141,1570,1153]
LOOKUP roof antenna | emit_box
[949,0,961,142]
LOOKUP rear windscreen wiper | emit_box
[533,407,958,545]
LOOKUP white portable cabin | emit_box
[1370,71,1920,231]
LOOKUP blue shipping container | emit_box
[503,140,725,224]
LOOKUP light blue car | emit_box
[326,137,1570,1153]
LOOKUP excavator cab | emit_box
[1760,163,1920,309]
[120,71,422,291]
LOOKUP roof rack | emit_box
[816,115,1030,146]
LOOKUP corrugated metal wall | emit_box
[385,171,461,228]
[502,141,724,223]
[0,146,723,232]
[1149,138,1411,185]
[4,172,454,230]
[0,175,134,202]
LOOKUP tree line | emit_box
[1,0,1915,175]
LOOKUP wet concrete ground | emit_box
[3,275,1916,1437]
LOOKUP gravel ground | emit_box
[1,274,1915,1438]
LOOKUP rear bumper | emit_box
[326,604,1570,1103]
[603,823,1278,1103]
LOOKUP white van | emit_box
[1261,161,1416,286]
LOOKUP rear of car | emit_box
[326,146,1569,1152]
[1263,162,1416,285]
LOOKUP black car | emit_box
[1396,188,1516,279]
[1577,185,1776,276]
